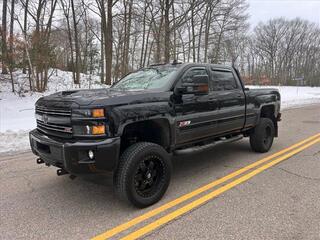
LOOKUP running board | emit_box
[174,135,243,155]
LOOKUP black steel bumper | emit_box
[29,129,120,174]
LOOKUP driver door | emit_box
[174,67,219,146]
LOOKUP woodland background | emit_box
[1,0,320,93]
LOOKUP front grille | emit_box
[36,106,71,116]
[36,106,72,138]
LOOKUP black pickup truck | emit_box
[30,62,281,207]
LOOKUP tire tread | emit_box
[250,118,275,153]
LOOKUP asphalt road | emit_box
[1,104,320,240]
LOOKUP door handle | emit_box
[209,96,218,100]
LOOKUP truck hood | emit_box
[36,88,171,109]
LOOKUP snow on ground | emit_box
[0,70,320,153]
[0,69,107,133]
[248,85,320,109]
[0,69,108,153]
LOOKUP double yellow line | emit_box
[92,133,320,240]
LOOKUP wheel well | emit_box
[120,119,171,153]
[260,105,278,137]
[261,105,275,119]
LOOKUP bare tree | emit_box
[244,18,320,86]
[8,0,16,92]
[70,0,81,84]
[22,0,29,74]
[3,0,319,93]
[1,0,8,74]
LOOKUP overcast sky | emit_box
[248,0,320,27]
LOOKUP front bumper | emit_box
[29,129,120,174]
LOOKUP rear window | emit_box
[182,68,208,82]
[210,70,238,91]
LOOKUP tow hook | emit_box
[36,158,44,164]
[277,113,282,121]
[69,175,77,180]
[57,168,68,176]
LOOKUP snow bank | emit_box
[248,85,320,109]
[0,130,30,153]
[1,70,320,153]
[0,69,108,153]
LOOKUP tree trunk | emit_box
[203,9,212,62]
[147,40,154,66]
[143,25,151,67]
[104,0,113,85]
[22,0,29,74]
[100,21,104,83]
[121,0,133,76]
[9,0,15,92]
[99,0,107,83]
[155,14,164,63]
[197,4,209,62]
[131,35,137,69]
[68,22,76,83]
[139,2,148,68]
[164,0,170,63]
[1,0,8,74]
[71,0,80,84]
[191,2,196,62]
[171,2,177,61]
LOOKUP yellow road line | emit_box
[121,136,320,240]
[92,133,320,240]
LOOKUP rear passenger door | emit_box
[209,68,246,134]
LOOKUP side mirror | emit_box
[175,75,209,95]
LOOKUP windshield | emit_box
[111,67,177,90]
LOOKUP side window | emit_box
[182,68,208,83]
[210,70,239,91]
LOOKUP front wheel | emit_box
[250,118,275,153]
[114,142,172,208]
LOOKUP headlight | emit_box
[72,108,106,137]
[92,109,105,118]
[73,125,106,136]
[72,108,105,118]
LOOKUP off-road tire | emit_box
[114,142,172,208]
[250,117,275,153]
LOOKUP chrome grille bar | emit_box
[36,106,72,138]
[36,106,71,116]
[37,120,72,133]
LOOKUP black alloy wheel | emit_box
[114,142,172,208]
[134,155,165,198]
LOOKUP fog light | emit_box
[88,150,94,160]
[92,125,105,135]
